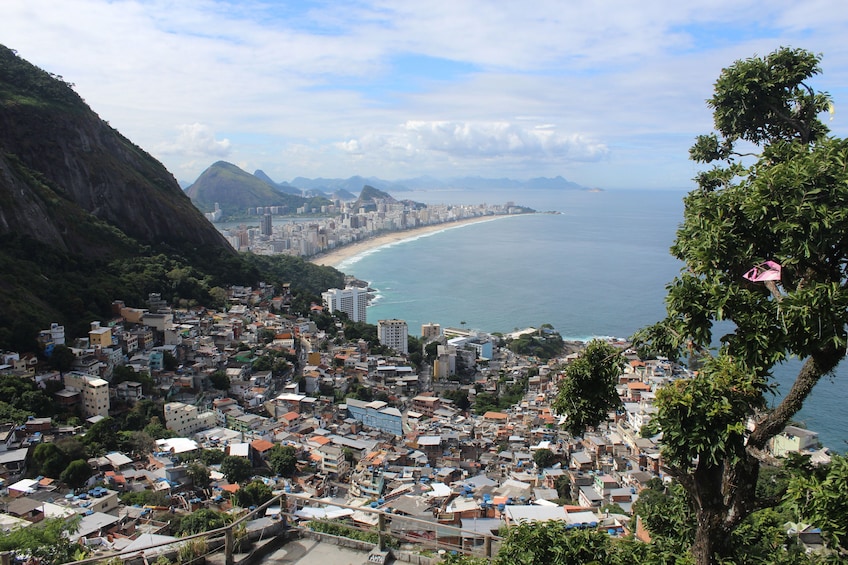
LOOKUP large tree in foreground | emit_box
[633,47,848,564]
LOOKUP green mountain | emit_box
[0,45,342,350]
[186,161,307,216]
[187,161,334,218]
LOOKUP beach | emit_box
[309,215,508,269]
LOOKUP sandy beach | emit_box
[309,215,508,269]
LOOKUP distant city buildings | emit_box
[322,286,368,323]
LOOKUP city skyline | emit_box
[5,1,848,189]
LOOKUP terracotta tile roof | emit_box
[251,439,275,452]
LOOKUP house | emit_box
[770,425,819,457]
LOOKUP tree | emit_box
[61,459,93,489]
[172,508,230,536]
[0,516,84,565]
[48,344,75,374]
[209,370,230,390]
[633,47,848,564]
[186,461,211,490]
[233,479,273,508]
[220,455,253,484]
[268,444,298,477]
[31,442,69,478]
[784,454,848,553]
[163,351,178,371]
[551,339,623,436]
[533,447,556,470]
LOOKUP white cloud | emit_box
[5,0,848,187]
[338,121,608,162]
[157,123,231,158]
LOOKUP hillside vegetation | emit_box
[0,45,343,350]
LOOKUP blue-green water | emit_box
[337,188,847,452]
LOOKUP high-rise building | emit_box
[261,212,273,237]
[421,322,441,341]
[378,319,408,354]
[322,286,368,323]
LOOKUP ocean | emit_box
[334,188,847,452]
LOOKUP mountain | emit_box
[186,161,309,215]
[0,46,229,254]
[231,174,588,193]
[290,175,411,194]
[0,45,343,350]
[252,170,306,196]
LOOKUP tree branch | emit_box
[747,344,843,450]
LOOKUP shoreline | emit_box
[309,215,512,269]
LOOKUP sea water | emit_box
[337,188,847,452]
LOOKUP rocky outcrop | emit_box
[0,44,232,256]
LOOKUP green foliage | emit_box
[209,370,231,390]
[632,47,848,565]
[220,455,253,484]
[0,373,55,421]
[655,355,767,470]
[119,489,169,507]
[172,509,230,536]
[60,458,93,488]
[631,480,695,551]
[552,340,623,436]
[0,515,84,565]
[441,388,471,411]
[233,479,273,508]
[307,520,398,548]
[496,522,609,564]
[784,454,848,552]
[507,328,564,360]
[533,448,556,470]
[268,444,298,477]
[117,430,156,457]
[143,416,176,440]
[186,461,211,489]
[82,416,121,456]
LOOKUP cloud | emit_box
[337,121,608,162]
[157,124,231,158]
[6,0,848,187]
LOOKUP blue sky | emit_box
[5,1,848,189]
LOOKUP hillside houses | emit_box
[0,288,833,561]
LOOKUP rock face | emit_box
[0,44,232,256]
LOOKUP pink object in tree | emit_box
[743,261,782,282]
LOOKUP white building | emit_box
[164,402,216,436]
[63,372,110,418]
[378,319,408,354]
[322,286,368,323]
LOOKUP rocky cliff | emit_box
[0,44,231,256]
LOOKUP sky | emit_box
[4,1,848,189]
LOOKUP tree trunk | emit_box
[693,506,727,565]
[690,460,731,565]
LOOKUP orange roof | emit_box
[283,411,301,422]
[251,439,275,452]
[630,360,646,367]
[310,435,331,445]
[627,382,651,390]
[220,483,240,493]
[483,411,509,420]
